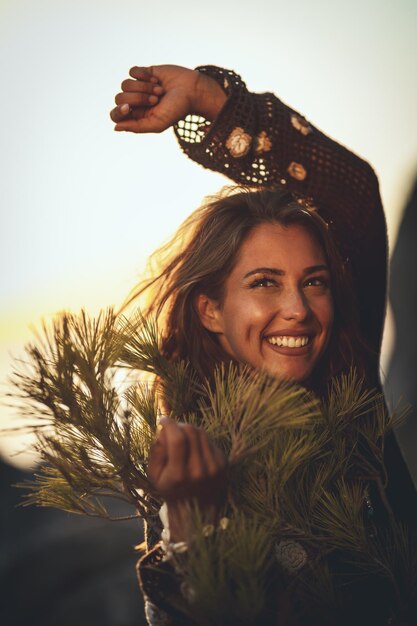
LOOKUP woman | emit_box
[110,66,417,624]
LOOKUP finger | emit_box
[211,442,227,470]
[115,91,159,107]
[148,435,168,483]
[129,66,159,83]
[158,415,173,427]
[163,421,189,476]
[121,78,164,96]
[114,115,167,134]
[109,103,131,123]
[114,119,142,133]
[182,424,205,480]
[199,432,225,476]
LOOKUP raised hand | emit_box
[148,417,227,541]
[110,64,227,134]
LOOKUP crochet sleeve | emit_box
[174,66,388,365]
[137,512,196,626]
[137,545,196,626]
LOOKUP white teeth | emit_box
[267,335,309,348]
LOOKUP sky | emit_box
[1,0,416,466]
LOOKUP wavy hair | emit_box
[126,187,373,394]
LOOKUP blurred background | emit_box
[1,0,416,623]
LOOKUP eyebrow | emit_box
[243,265,330,279]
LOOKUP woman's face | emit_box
[199,222,334,382]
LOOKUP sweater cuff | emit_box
[173,66,252,151]
[159,502,188,560]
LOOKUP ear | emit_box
[195,294,224,334]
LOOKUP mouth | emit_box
[266,335,310,348]
[264,333,312,356]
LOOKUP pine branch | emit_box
[178,508,275,625]
[9,309,162,523]
[117,312,169,377]
[198,364,321,462]
[9,308,417,623]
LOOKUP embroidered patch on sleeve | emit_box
[225,127,252,158]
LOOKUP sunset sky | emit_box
[1,0,416,466]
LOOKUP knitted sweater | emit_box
[138,67,416,625]
[174,66,387,375]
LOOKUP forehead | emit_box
[234,222,326,272]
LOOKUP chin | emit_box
[262,360,314,384]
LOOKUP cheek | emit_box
[319,297,334,337]
[223,296,273,336]
[327,297,335,328]
[307,294,334,342]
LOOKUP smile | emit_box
[266,335,310,348]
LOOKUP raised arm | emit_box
[110,65,226,133]
[111,64,387,376]
[175,66,388,372]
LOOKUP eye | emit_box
[303,276,330,289]
[250,276,277,289]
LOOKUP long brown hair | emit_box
[126,187,373,394]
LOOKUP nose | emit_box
[279,286,310,322]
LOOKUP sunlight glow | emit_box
[1,0,416,467]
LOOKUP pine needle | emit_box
[7,308,417,624]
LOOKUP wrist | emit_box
[167,500,191,542]
[167,499,220,542]
[190,71,228,122]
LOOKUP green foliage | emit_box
[10,309,165,520]
[163,370,417,624]
[176,509,275,625]
[9,308,417,624]
[199,364,321,461]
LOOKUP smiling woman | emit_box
[8,59,415,626]
[197,221,334,383]
[131,186,367,399]
[108,64,417,624]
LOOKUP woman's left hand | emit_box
[110,64,227,133]
[148,418,227,541]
